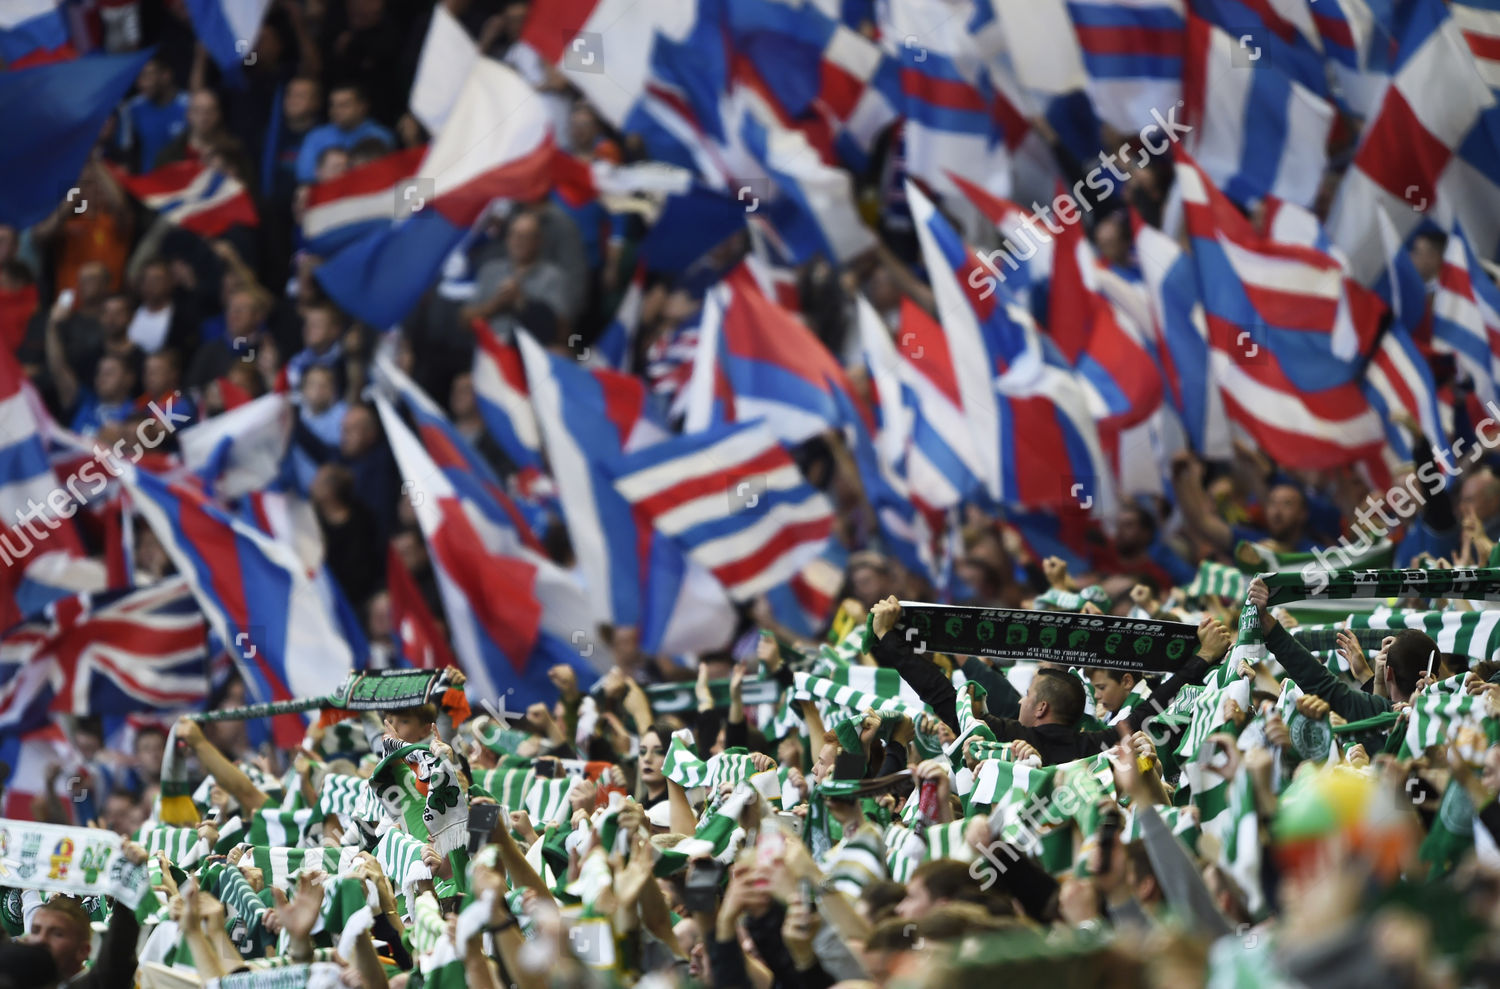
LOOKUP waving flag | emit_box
[183,0,271,85]
[681,264,864,443]
[0,0,74,67]
[1432,224,1500,404]
[410,3,479,134]
[908,180,1112,516]
[0,578,208,735]
[380,353,544,554]
[117,160,259,236]
[1328,0,1499,282]
[0,50,150,228]
[1048,192,1163,439]
[469,321,551,498]
[1174,161,1384,468]
[588,265,646,371]
[518,333,735,655]
[376,394,589,706]
[177,393,293,500]
[317,58,554,328]
[119,466,353,745]
[1133,213,1230,459]
[1363,324,1447,473]
[1312,0,1392,118]
[608,421,833,601]
[1178,152,1381,391]
[385,544,457,670]
[1181,14,1335,210]
[1066,0,1184,134]
[301,145,426,256]
[724,0,899,170]
[1455,0,1500,92]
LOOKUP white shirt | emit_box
[128,304,173,353]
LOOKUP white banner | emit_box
[0,820,150,908]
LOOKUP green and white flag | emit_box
[1033,585,1112,612]
[821,665,924,707]
[409,891,445,955]
[1218,767,1265,918]
[661,734,710,789]
[1273,679,1338,764]
[1406,691,1494,759]
[0,821,152,908]
[1348,608,1500,664]
[883,823,925,883]
[792,671,927,720]
[823,825,888,895]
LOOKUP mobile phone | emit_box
[682,859,724,913]
[56,289,75,313]
[467,802,502,853]
[1095,807,1124,875]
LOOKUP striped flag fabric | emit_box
[1431,225,1500,405]
[0,0,74,68]
[301,146,426,256]
[119,464,354,747]
[182,0,271,85]
[1181,14,1335,209]
[469,322,549,488]
[1183,560,1248,601]
[116,161,258,237]
[246,845,359,893]
[1362,324,1449,473]
[1326,0,1498,283]
[372,829,432,896]
[317,773,382,822]
[475,766,535,814]
[661,733,710,789]
[1455,0,1500,92]
[607,420,834,602]
[136,826,208,870]
[1065,0,1184,135]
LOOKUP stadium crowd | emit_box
[8,0,1500,988]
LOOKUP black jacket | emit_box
[870,626,1214,765]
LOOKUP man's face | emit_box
[140,265,171,305]
[285,79,320,121]
[143,355,175,396]
[103,793,139,835]
[76,263,110,306]
[849,564,889,608]
[340,407,378,457]
[135,730,166,778]
[300,369,335,413]
[1018,680,1044,728]
[1461,474,1500,524]
[1114,510,1150,556]
[1264,485,1306,542]
[101,297,132,335]
[187,91,220,135]
[894,877,932,919]
[329,89,365,129]
[506,215,541,264]
[94,357,131,402]
[27,908,90,978]
[1410,239,1443,283]
[1089,671,1130,715]
[303,310,337,351]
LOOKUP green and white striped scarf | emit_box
[948,682,998,758]
[659,734,758,794]
[474,766,535,814]
[924,819,977,863]
[1272,678,1338,765]
[247,807,318,848]
[524,776,581,827]
[136,825,208,870]
[409,891,445,955]
[247,846,358,893]
[1406,691,1493,758]
[883,822,925,883]
[317,774,382,822]
[1348,608,1500,664]
[1184,561,1248,601]
[373,828,431,900]
[792,671,928,720]
[1217,767,1265,918]
[820,665,925,707]
[1033,585,1112,612]
[822,824,888,895]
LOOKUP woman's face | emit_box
[640,731,666,787]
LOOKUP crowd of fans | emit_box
[8,0,1500,988]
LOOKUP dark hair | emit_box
[1032,668,1086,727]
[1412,229,1448,253]
[1089,668,1134,686]
[384,703,438,724]
[1121,502,1158,540]
[1386,629,1440,697]
[910,859,987,906]
[860,881,908,925]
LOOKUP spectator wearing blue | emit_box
[116,56,189,175]
[295,83,393,185]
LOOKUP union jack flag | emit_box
[0,577,209,734]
